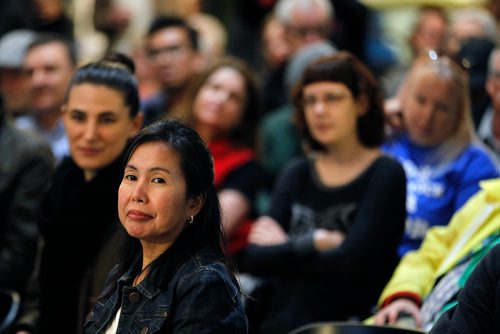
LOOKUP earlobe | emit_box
[190,194,205,217]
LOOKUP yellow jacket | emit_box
[378,178,500,306]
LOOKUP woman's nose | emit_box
[131,181,147,203]
[83,121,98,140]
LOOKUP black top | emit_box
[240,155,407,333]
[38,155,124,334]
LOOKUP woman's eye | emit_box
[70,112,85,122]
[152,178,166,184]
[324,94,338,103]
[124,174,137,181]
[303,97,316,107]
[100,116,117,124]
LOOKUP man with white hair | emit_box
[446,7,498,58]
[274,0,335,55]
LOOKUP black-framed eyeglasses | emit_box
[146,44,190,62]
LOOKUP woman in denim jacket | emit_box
[84,119,248,333]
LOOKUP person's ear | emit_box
[356,95,368,117]
[486,77,495,98]
[189,194,205,217]
[130,111,144,137]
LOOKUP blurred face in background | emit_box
[193,66,247,139]
[63,83,142,181]
[486,51,500,112]
[411,9,448,56]
[303,81,365,149]
[0,67,31,115]
[147,27,202,90]
[284,4,331,54]
[24,42,75,114]
[262,17,291,69]
[403,71,460,147]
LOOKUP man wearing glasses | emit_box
[142,16,203,127]
[274,0,334,55]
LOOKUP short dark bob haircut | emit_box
[292,51,385,151]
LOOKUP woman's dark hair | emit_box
[64,52,140,118]
[180,56,261,148]
[101,119,227,296]
[292,51,385,151]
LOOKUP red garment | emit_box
[209,139,255,188]
[208,139,255,254]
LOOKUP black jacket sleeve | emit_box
[430,243,500,334]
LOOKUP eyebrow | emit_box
[125,164,172,174]
[68,109,119,116]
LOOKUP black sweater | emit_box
[38,155,124,334]
[240,155,407,334]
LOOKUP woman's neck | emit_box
[315,143,380,186]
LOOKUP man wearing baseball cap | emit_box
[0,29,36,118]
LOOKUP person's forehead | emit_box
[26,42,71,62]
[150,27,190,43]
[289,4,329,23]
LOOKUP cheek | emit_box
[193,94,206,117]
[224,104,244,127]
[439,112,460,134]
[64,123,81,142]
[117,185,129,222]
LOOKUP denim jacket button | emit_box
[129,292,141,304]
[139,326,148,334]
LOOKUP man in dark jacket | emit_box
[0,100,54,299]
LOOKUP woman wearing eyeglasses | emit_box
[239,52,407,333]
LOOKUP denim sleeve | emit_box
[172,267,248,333]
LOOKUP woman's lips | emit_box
[127,210,154,221]
[78,146,102,156]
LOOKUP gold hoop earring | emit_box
[186,215,194,224]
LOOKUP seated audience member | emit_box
[175,56,266,260]
[83,119,248,333]
[240,52,406,334]
[37,53,143,334]
[455,37,496,128]
[445,7,497,59]
[0,29,36,118]
[141,15,203,126]
[259,41,336,194]
[259,0,336,115]
[374,178,499,332]
[382,5,449,98]
[429,243,500,334]
[15,33,77,163]
[259,14,292,114]
[383,53,499,257]
[478,46,500,159]
[0,97,54,312]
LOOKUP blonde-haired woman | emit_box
[384,52,499,257]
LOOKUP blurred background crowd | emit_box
[0,0,499,333]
